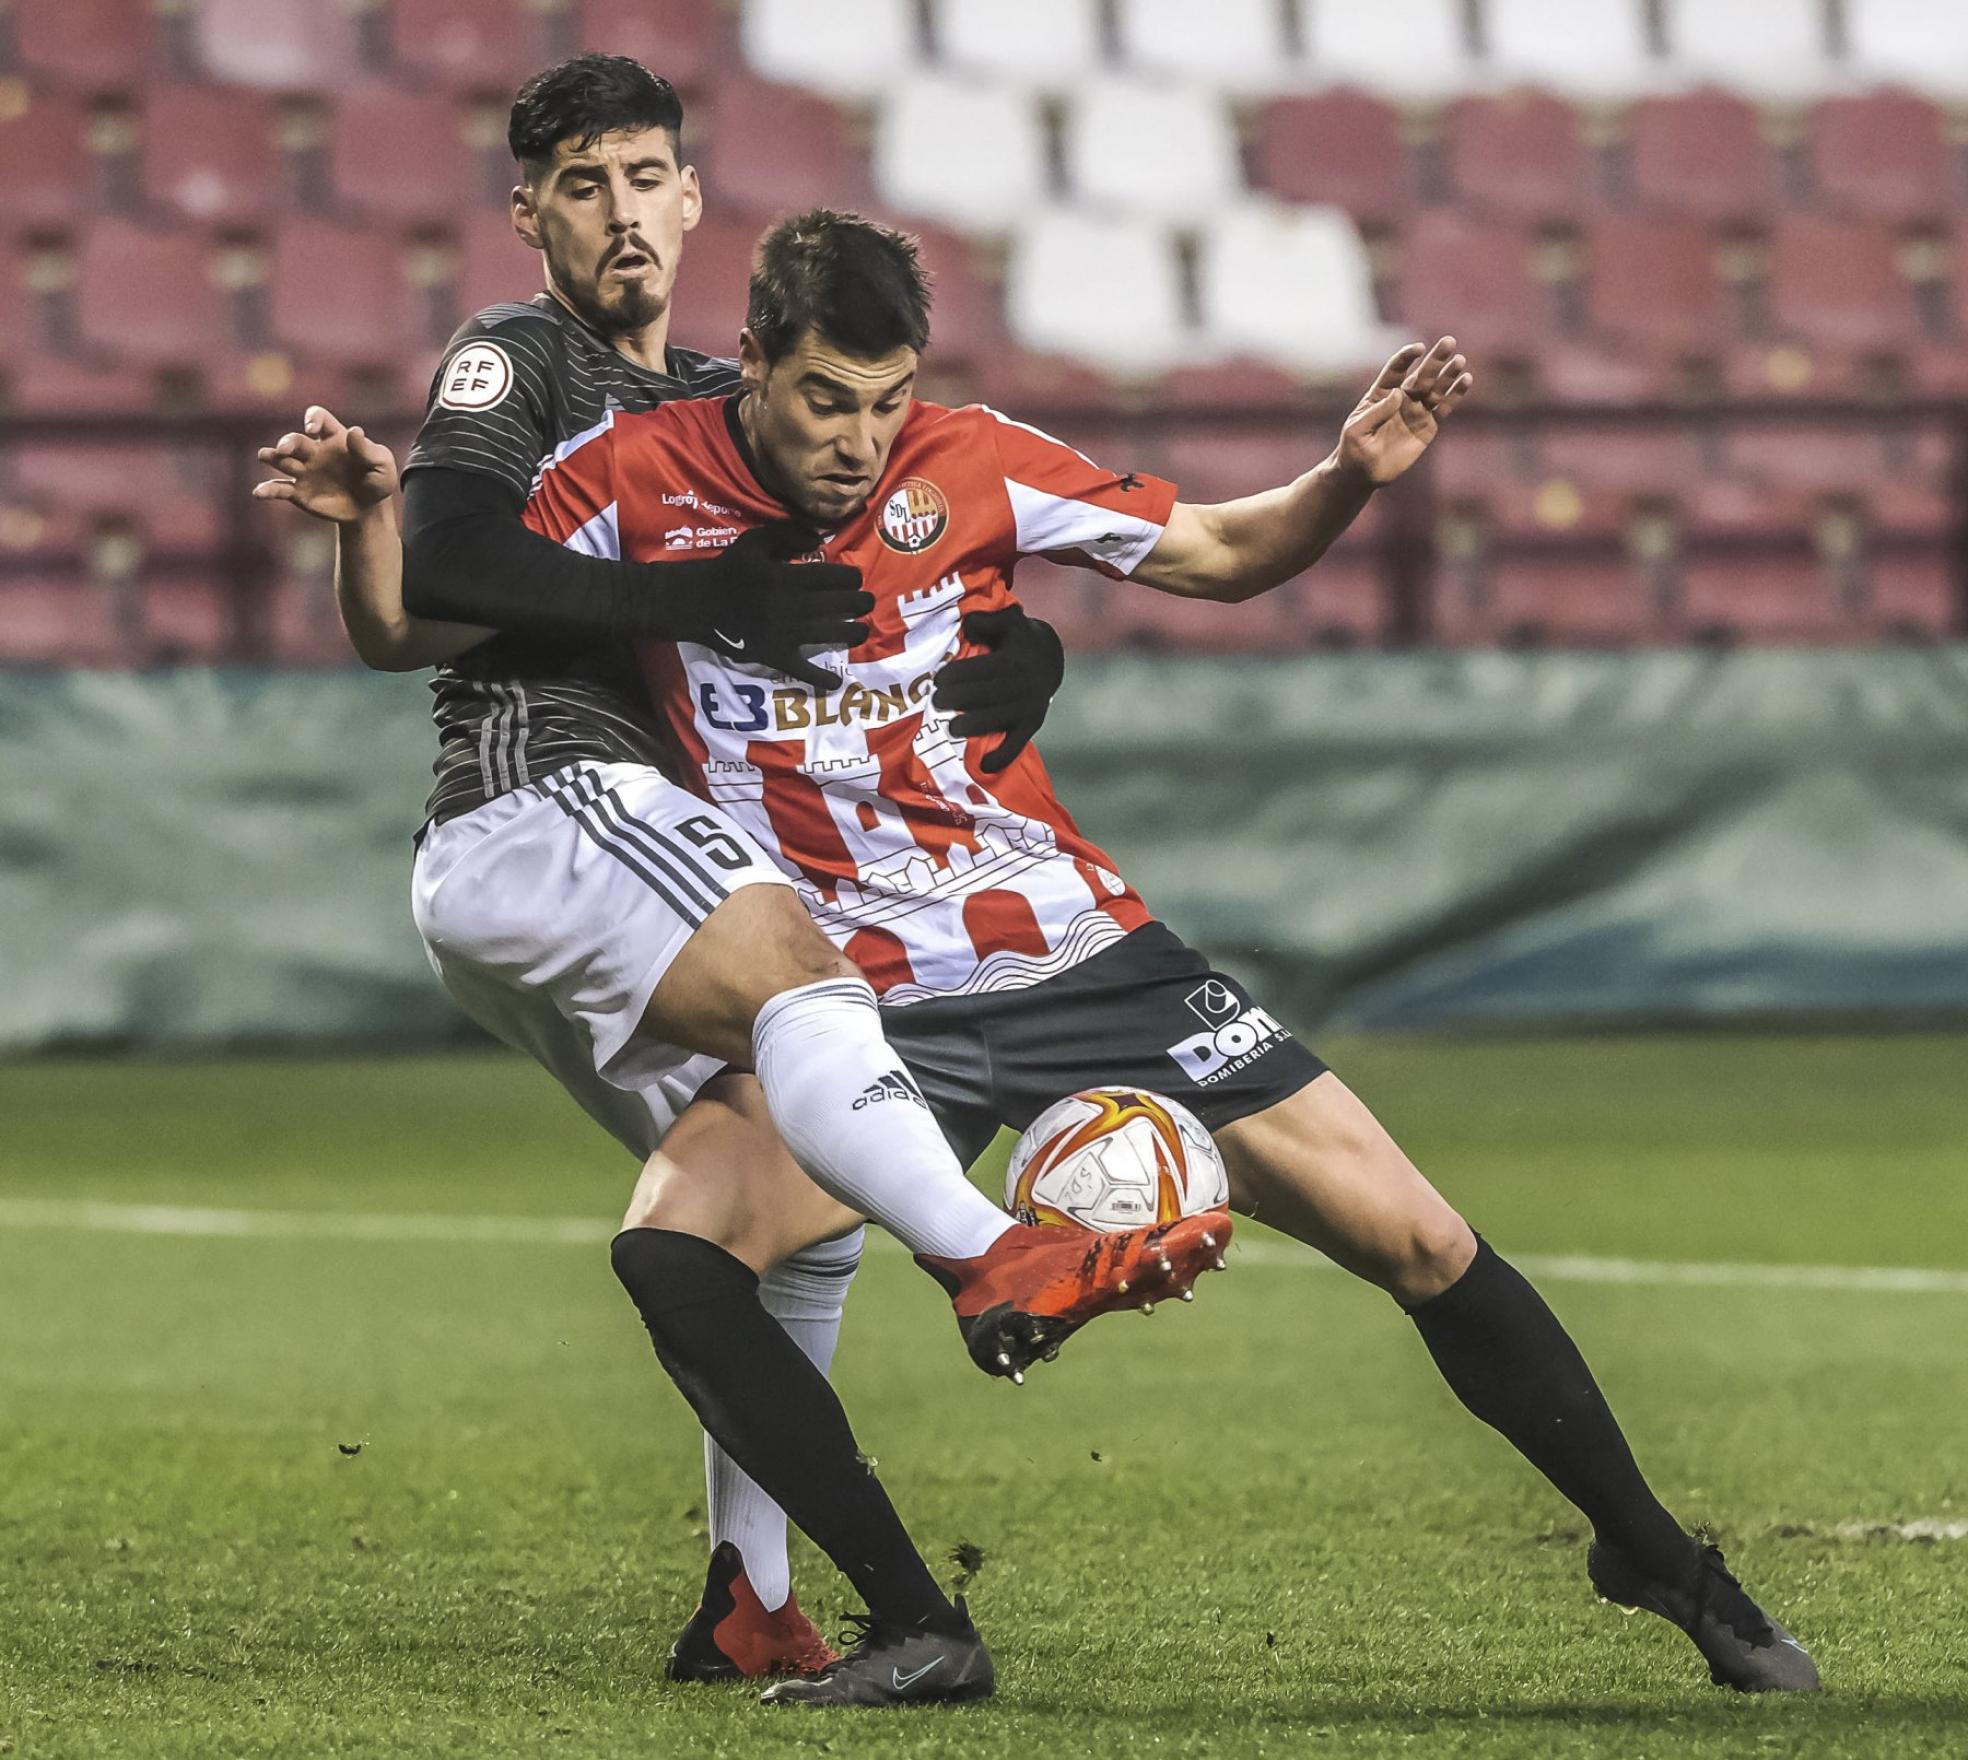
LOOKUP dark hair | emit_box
[747,209,932,364]
[507,54,684,173]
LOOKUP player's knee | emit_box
[1384,1208,1477,1306]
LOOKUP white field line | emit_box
[3,1196,1968,1296]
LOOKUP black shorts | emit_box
[881,920,1329,1169]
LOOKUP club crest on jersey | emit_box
[877,478,950,554]
[436,341,513,411]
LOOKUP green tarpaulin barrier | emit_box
[4,650,1966,1053]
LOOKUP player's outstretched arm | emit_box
[254,408,492,671]
[1132,337,1473,603]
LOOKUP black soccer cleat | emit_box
[1587,1539,1820,1693]
[758,1598,995,1708]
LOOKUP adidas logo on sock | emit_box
[852,1073,927,1111]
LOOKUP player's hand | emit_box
[253,406,400,525]
[690,523,875,692]
[1335,338,1473,488]
[932,604,1065,774]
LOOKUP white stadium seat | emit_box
[1300,0,1473,98]
[739,0,922,101]
[1116,0,1301,94]
[1064,77,1245,225]
[1846,0,1968,98]
[872,75,1049,232]
[1197,202,1398,377]
[1482,0,1660,96]
[1005,210,1188,376]
[1660,0,1832,99]
[934,0,1104,92]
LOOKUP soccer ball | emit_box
[1004,1087,1228,1232]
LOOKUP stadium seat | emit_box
[1299,0,1473,99]
[1658,0,1831,98]
[1063,77,1244,226]
[904,224,1000,371]
[1158,428,1336,507]
[703,76,872,215]
[1626,91,1778,224]
[1481,0,1659,95]
[1481,558,1657,645]
[266,221,419,367]
[1868,557,1958,639]
[1766,215,1922,348]
[191,0,367,90]
[0,579,130,666]
[1584,217,1726,354]
[388,0,545,93]
[1395,212,1545,355]
[1116,0,1300,93]
[1676,559,1853,644]
[664,212,755,360]
[7,442,227,553]
[1846,0,1968,100]
[934,0,1104,92]
[577,0,726,96]
[1004,210,1187,378]
[0,95,93,231]
[1542,424,1704,494]
[11,0,161,87]
[329,90,479,227]
[74,221,236,367]
[1273,561,1393,647]
[141,578,239,660]
[739,0,921,101]
[1807,92,1953,224]
[1445,92,1596,220]
[1196,203,1396,378]
[872,75,1049,232]
[2,355,162,415]
[1725,421,1891,491]
[140,87,281,226]
[1249,92,1417,224]
[450,210,546,330]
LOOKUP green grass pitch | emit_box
[3,1034,1966,1758]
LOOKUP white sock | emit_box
[751,977,1013,1260]
[704,1227,863,1612]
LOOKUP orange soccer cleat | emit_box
[666,1543,839,1682]
[916,1210,1233,1381]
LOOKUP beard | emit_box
[567,272,663,338]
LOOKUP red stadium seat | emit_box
[1809,91,1953,223]
[451,210,546,330]
[266,221,419,367]
[1395,212,1545,355]
[141,578,237,660]
[1766,215,1922,348]
[329,90,479,227]
[191,0,368,91]
[2,355,163,414]
[1273,562,1392,647]
[1584,216,1727,353]
[909,224,1001,371]
[6,442,226,551]
[0,579,131,666]
[1106,579,1309,655]
[74,220,237,366]
[1868,557,1959,639]
[700,77,871,215]
[1676,559,1853,643]
[1626,90,1777,223]
[388,0,546,92]
[1531,343,1688,404]
[1479,557,1656,645]
[1480,478,1632,541]
[11,0,161,88]
[0,96,95,230]
[663,207,760,359]
[1445,91,1595,220]
[141,87,281,226]
[578,0,728,97]
[0,244,31,366]
[1159,429,1344,509]
[1248,91,1417,224]
[1726,421,1892,491]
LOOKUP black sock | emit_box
[1408,1236,1697,1583]
[611,1228,957,1630]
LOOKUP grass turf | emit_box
[2,1035,1966,1758]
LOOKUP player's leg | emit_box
[1216,1072,1816,1692]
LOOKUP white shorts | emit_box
[411,762,794,1160]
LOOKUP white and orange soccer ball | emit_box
[1004,1087,1229,1233]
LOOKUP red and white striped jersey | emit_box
[522,395,1176,1002]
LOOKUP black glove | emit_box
[932,604,1065,774]
[664,522,874,691]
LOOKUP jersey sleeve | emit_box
[404,307,564,502]
[981,406,1179,579]
[521,411,622,559]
